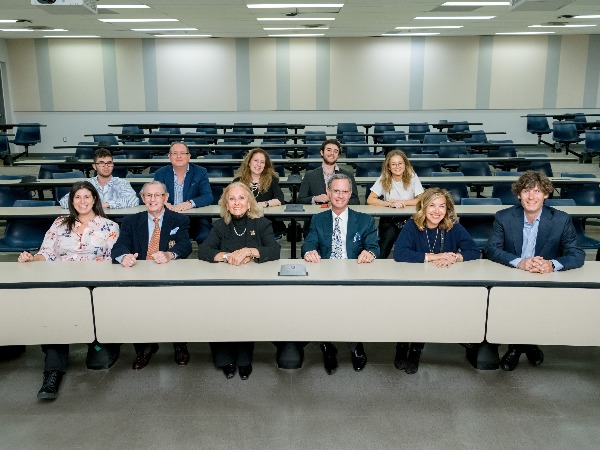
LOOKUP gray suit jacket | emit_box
[297,166,360,205]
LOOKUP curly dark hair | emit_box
[511,170,553,197]
[62,181,106,233]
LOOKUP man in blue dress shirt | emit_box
[485,170,585,371]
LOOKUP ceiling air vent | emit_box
[510,0,575,12]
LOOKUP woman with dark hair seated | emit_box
[393,187,480,374]
[234,147,286,236]
[18,181,119,399]
[198,182,280,380]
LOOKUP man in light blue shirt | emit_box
[59,148,139,209]
[485,171,584,371]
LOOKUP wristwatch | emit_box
[222,253,230,262]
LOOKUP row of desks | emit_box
[2,204,598,258]
[1,259,599,346]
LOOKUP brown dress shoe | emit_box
[132,344,159,370]
[174,345,190,366]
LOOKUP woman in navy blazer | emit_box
[393,188,480,374]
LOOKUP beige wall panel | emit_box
[249,39,277,111]
[290,39,317,110]
[155,39,237,111]
[49,40,105,111]
[556,36,588,108]
[6,40,41,111]
[489,37,547,109]
[330,38,410,110]
[115,39,145,111]
[423,37,478,109]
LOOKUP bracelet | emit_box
[264,201,269,208]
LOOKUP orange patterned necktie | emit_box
[147,217,160,260]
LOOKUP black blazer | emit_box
[198,216,280,263]
[484,205,585,271]
[111,208,192,262]
[297,167,360,205]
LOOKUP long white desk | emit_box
[1,260,599,347]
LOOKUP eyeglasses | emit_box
[143,193,166,199]
[169,152,190,157]
[331,189,351,196]
[389,163,404,168]
[94,161,114,167]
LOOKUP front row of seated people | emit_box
[19,160,585,399]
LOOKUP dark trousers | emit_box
[378,217,402,259]
[133,342,186,354]
[398,342,425,351]
[210,342,254,367]
[42,344,69,372]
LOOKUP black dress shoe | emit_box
[238,364,253,380]
[132,343,159,370]
[405,346,422,374]
[351,343,367,372]
[222,364,237,379]
[394,343,409,370]
[525,345,544,366]
[320,342,338,375]
[86,343,120,370]
[500,345,521,371]
[37,370,63,400]
[174,345,190,366]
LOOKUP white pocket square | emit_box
[170,227,179,235]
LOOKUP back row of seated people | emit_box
[18,142,585,400]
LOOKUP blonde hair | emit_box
[380,150,416,192]
[235,148,277,193]
[218,182,263,225]
[412,187,457,231]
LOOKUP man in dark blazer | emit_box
[112,180,193,370]
[153,141,213,243]
[297,138,360,205]
[300,173,380,375]
[484,171,585,371]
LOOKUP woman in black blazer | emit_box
[198,182,280,380]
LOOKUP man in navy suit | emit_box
[300,173,380,374]
[153,141,213,243]
[485,170,585,371]
[112,180,193,370]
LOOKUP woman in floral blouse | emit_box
[18,180,119,400]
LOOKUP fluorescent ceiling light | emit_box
[442,2,509,5]
[44,35,100,38]
[268,33,325,37]
[132,28,198,31]
[155,34,211,38]
[529,24,596,28]
[395,26,462,29]
[574,15,600,19]
[249,4,343,8]
[0,20,19,23]
[99,19,178,23]
[263,27,329,30]
[258,17,335,21]
[44,29,69,32]
[383,33,440,36]
[97,4,150,8]
[0,29,34,32]
[415,16,495,20]
[496,32,554,35]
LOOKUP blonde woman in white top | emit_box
[367,150,424,258]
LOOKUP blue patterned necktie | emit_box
[331,216,343,259]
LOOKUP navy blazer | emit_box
[301,208,380,259]
[297,167,360,205]
[111,208,192,262]
[153,163,213,207]
[484,205,585,271]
